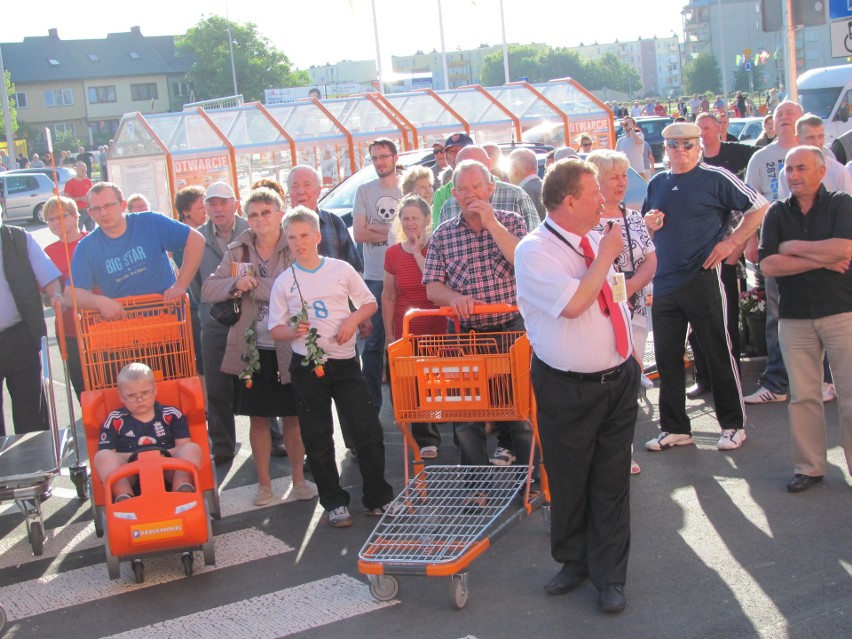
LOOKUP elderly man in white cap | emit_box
[641,122,768,453]
[192,181,250,464]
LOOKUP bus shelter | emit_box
[433,86,520,144]
[108,109,237,217]
[377,90,467,150]
[264,99,357,188]
[484,82,567,148]
[204,103,297,194]
[532,78,614,150]
[319,94,409,174]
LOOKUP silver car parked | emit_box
[0,172,57,223]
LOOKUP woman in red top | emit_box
[43,196,87,399]
[382,194,446,458]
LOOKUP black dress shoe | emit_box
[544,564,588,595]
[598,584,627,613]
[786,473,823,493]
[271,444,288,457]
[212,453,235,466]
[686,383,711,399]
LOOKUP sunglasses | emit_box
[664,140,697,150]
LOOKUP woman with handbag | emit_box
[586,150,658,475]
[202,187,316,507]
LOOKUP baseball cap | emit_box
[662,123,701,139]
[205,182,236,200]
[443,132,474,150]
[553,147,579,161]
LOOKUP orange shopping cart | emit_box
[358,304,550,609]
[76,294,218,582]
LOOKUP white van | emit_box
[797,64,852,144]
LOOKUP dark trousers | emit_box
[653,268,744,434]
[531,355,639,589]
[0,324,48,436]
[289,354,393,511]
[200,320,237,457]
[690,262,741,386]
[361,279,385,412]
[64,336,85,401]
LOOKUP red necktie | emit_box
[578,236,630,359]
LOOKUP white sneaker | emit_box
[743,387,787,404]
[645,432,694,451]
[640,374,654,390]
[327,506,353,528]
[822,382,837,403]
[717,428,747,450]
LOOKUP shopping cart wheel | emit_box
[28,521,45,556]
[449,573,470,610]
[181,552,193,577]
[541,505,551,533]
[70,466,89,500]
[132,559,145,584]
[104,537,120,580]
[368,574,399,602]
[202,510,216,566]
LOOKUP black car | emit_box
[615,116,673,162]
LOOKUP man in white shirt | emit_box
[615,117,648,180]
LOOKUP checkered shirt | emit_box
[423,209,527,330]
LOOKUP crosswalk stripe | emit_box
[0,475,314,568]
[0,528,293,622]
[101,574,397,639]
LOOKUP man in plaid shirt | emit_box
[423,159,532,467]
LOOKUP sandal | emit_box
[630,459,641,475]
[420,446,438,459]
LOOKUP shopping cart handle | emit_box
[401,304,518,336]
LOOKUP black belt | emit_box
[533,354,629,384]
[0,322,24,338]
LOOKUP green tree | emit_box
[479,45,545,86]
[587,53,643,94]
[733,65,764,94]
[684,52,722,95]
[176,15,310,103]
[0,70,19,138]
[537,48,586,84]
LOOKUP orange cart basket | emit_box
[76,294,197,391]
[358,304,550,609]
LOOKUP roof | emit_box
[0,28,193,84]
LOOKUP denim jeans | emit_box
[362,279,385,412]
[762,277,789,394]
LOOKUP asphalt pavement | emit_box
[0,220,850,639]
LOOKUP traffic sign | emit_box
[830,0,852,20]
[830,19,852,58]
[745,61,753,71]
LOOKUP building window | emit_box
[48,59,60,66]
[44,89,74,107]
[47,123,75,137]
[130,83,158,101]
[129,51,140,60]
[172,81,188,97]
[13,92,27,108]
[88,86,117,104]
[88,54,99,62]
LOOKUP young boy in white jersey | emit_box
[269,206,394,528]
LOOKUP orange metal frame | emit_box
[194,107,240,202]
[506,81,569,148]
[370,93,418,150]
[549,77,617,149]
[361,92,412,151]
[251,101,299,169]
[126,112,175,218]
[460,84,522,142]
[309,97,357,176]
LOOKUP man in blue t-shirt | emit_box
[641,123,768,453]
[68,182,204,319]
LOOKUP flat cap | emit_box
[662,122,701,139]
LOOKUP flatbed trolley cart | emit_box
[0,336,68,556]
[76,294,218,582]
[358,304,550,609]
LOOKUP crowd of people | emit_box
[606,87,784,123]
[1,97,851,614]
[0,143,111,181]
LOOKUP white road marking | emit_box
[102,574,396,639]
[0,528,293,621]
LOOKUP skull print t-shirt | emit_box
[352,179,402,280]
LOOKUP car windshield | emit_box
[800,88,842,120]
[727,121,746,137]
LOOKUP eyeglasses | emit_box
[664,140,698,150]
[121,389,154,402]
[89,201,121,215]
[45,213,74,223]
[434,150,445,155]
[370,153,394,162]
